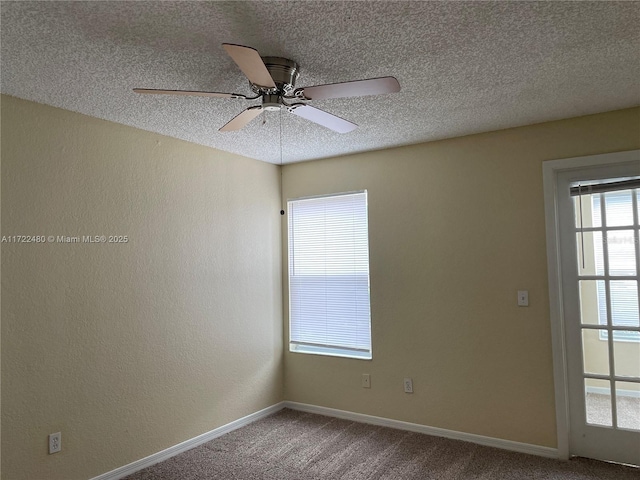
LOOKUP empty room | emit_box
[1,1,639,479]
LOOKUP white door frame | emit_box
[542,149,640,460]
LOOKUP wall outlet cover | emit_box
[404,378,413,393]
[49,432,61,454]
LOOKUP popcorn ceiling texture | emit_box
[1,1,639,164]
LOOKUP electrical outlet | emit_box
[49,432,61,454]
[404,378,413,394]
[362,374,371,388]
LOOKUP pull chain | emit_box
[279,108,285,216]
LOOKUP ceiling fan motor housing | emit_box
[251,56,300,95]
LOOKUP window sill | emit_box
[289,344,372,360]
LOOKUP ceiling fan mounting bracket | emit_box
[250,56,300,95]
[290,89,308,100]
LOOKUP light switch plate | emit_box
[518,290,529,307]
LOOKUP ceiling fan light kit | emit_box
[134,43,400,133]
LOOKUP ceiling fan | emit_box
[133,44,401,133]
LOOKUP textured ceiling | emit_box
[2,1,639,164]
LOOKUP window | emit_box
[574,183,639,343]
[287,191,372,359]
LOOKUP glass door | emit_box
[560,175,640,465]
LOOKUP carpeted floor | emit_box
[124,408,639,479]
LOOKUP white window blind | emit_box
[591,191,640,342]
[288,191,372,359]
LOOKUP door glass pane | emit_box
[615,381,640,431]
[614,335,640,378]
[592,194,603,228]
[610,280,639,327]
[585,379,612,426]
[576,232,604,276]
[579,280,606,325]
[604,191,633,227]
[574,193,601,228]
[606,230,637,276]
[582,329,610,375]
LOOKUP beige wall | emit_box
[282,107,640,448]
[2,94,639,478]
[1,95,283,480]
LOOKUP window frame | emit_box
[287,190,373,360]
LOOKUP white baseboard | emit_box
[284,401,559,459]
[90,402,286,480]
[92,399,560,479]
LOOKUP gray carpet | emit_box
[124,408,639,479]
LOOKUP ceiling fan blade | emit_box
[295,76,400,101]
[133,88,247,99]
[219,106,264,132]
[222,43,276,89]
[288,104,357,133]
